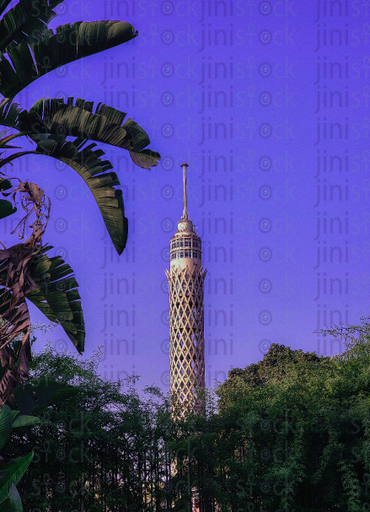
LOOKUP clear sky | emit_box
[2,0,368,392]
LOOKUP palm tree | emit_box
[0,0,160,404]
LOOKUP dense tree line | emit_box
[6,320,370,511]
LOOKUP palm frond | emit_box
[0,0,65,54]
[0,100,22,128]
[25,97,160,169]
[26,246,85,354]
[0,20,137,98]
[34,135,128,254]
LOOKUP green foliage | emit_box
[8,344,173,511]
[0,0,64,53]
[318,315,370,360]
[215,340,370,511]
[12,330,370,511]
[0,405,39,511]
[0,20,138,99]
[26,245,85,353]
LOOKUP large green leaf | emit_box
[0,483,22,512]
[0,405,12,450]
[34,135,128,253]
[11,414,39,428]
[13,379,79,415]
[0,20,137,98]
[26,248,85,353]
[11,386,34,416]
[0,0,65,54]
[0,452,33,504]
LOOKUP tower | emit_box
[166,163,207,415]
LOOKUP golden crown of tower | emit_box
[166,163,207,416]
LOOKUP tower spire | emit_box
[181,162,189,220]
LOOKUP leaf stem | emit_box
[0,132,28,149]
[0,151,37,169]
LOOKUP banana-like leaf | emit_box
[26,97,160,169]
[0,0,65,54]
[129,148,162,170]
[13,379,78,415]
[0,20,137,98]
[26,247,85,353]
[11,414,39,428]
[34,135,128,254]
[0,483,22,512]
[29,97,156,151]
[0,273,34,408]
[0,98,161,170]
[0,405,11,450]
[0,451,33,504]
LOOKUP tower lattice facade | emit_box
[166,163,207,414]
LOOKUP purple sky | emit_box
[2,0,368,392]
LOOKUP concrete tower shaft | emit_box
[166,163,207,414]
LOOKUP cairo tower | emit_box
[166,163,207,415]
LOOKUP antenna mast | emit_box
[181,162,189,220]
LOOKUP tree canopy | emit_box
[7,326,370,511]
